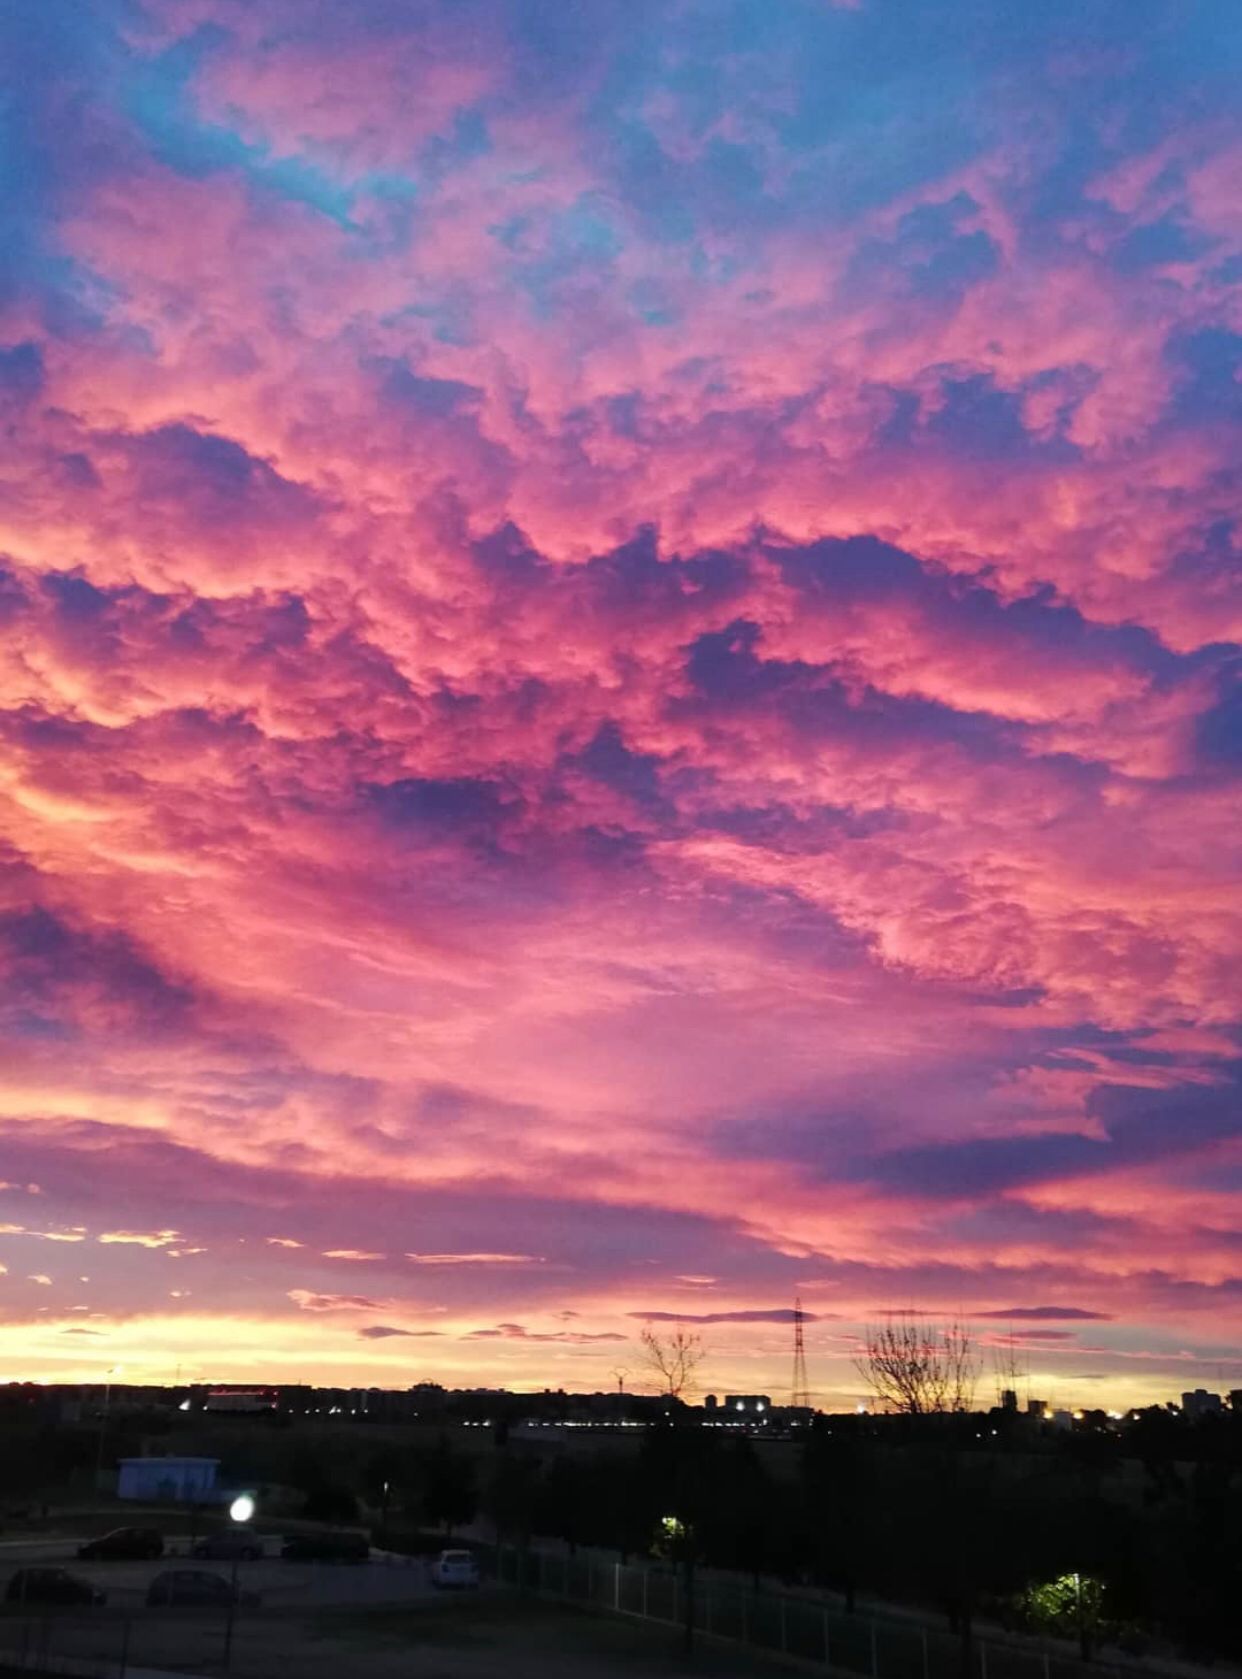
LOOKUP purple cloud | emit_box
[975,1306,1113,1322]
[632,1308,834,1325]
[357,1325,442,1340]
[0,0,1236,1412]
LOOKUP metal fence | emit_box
[496,1545,1146,1679]
[0,1554,1197,1679]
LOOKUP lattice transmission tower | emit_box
[791,1296,812,1409]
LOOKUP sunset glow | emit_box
[1,0,1239,1409]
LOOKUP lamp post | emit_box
[93,1366,123,1492]
[222,1494,255,1670]
[1072,1571,1093,1662]
[660,1515,696,1659]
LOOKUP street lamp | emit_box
[658,1515,696,1657]
[222,1493,256,1669]
[93,1366,123,1490]
[1072,1570,1093,1661]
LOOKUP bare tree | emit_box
[638,1323,706,1400]
[941,1321,980,1413]
[855,1317,979,1414]
[990,1325,1026,1408]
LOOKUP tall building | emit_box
[1181,1389,1223,1418]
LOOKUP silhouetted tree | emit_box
[421,1435,477,1536]
[638,1324,706,1399]
[301,1483,359,1524]
[536,1456,591,1554]
[804,1426,876,1611]
[856,1319,979,1414]
[705,1438,778,1588]
[362,1444,403,1524]
[485,1451,540,1545]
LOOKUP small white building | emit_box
[117,1457,220,1503]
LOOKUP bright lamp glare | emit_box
[229,1495,256,1524]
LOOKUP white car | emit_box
[429,1548,480,1589]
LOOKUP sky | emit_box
[0,0,1239,1411]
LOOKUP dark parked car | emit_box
[6,1568,106,1607]
[280,1531,369,1563]
[78,1526,163,1561]
[147,1570,260,1609]
[191,1530,263,1561]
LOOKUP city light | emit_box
[229,1494,256,1524]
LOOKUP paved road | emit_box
[0,1535,447,1611]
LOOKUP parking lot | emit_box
[0,1531,505,1676]
[0,1534,793,1679]
[0,1531,444,1613]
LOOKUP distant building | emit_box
[704,1394,718,1412]
[1228,1390,1242,1413]
[512,1420,567,1444]
[1181,1389,1223,1418]
[117,1457,219,1503]
[1000,1389,1018,1412]
[204,1389,278,1414]
[1027,1398,1047,1419]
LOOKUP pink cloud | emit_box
[288,1290,384,1312]
[469,1323,628,1344]
[357,1325,443,1340]
[0,0,1236,1407]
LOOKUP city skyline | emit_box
[0,0,1239,1410]
[3,1363,1238,1422]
